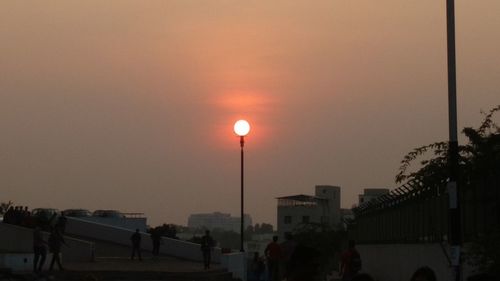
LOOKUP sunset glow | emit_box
[1,1,498,228]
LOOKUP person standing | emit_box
[150,228,162,258]
[48,228,65,271]
[264,235,282,281]
[33,227,47,273]
[130,229,142,260]
[200,230,214,270]
[340,240,362,281]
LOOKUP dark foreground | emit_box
[1,257,239,281]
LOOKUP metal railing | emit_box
[349,175,499,244]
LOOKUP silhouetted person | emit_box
[48,212,58,229]
[150,228,161,257]
[33,227,47,273]
[48,228,65,271]
[56,213,67,234]
[411,266,436,281]
[200,230,214,269]
[3,206,14,224]
[280,232,297,279]
[14,206,23,225]
[265,235,281,281]
[130,229,142,260]
[249,252,265,281]
[340,240,362,281]
[21,206,31,227]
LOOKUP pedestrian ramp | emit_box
[65,217,222,263]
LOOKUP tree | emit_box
[149,223,179,239]
[292,223,347,280]
[396,105,499,186]
[257,223,273,234]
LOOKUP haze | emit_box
[1,1,499,226]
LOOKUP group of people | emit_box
[2,206,33,227]
[32,224,67,273]
[247,233,297,281]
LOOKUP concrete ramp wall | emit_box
[0,223,94,262]
[65,217,221,263]
[357,243,477,281]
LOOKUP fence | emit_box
[349,174,500,244]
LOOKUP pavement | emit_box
[66,256,223,273]
[1,257,233,281]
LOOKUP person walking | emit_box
[200,230,214,270]
[33,227,47,273]
[48,228,65,271]
[130,229,142,260]
[264,235,282,281]
[340,240,362,281]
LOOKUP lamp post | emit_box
[234,119,250,252]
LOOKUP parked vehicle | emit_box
[32,208,59,228]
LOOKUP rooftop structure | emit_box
[358,188,390,206]
[276,185,341,239]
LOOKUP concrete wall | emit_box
[221,252,247,281]
[0,223,94,262]
[65,217,222,263]
[357,243,477,281]
[0,253,33,271]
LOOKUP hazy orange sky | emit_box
[1,1,499,226]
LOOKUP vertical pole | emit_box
[446,0,461,280]
[240,136,245,252]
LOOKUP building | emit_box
[187,212,252,233]
[358,188,390,205]
[276,185,341,239]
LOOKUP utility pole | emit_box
[445,0,461,280]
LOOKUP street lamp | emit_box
[234,120,250,252]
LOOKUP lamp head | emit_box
[234,120,250,137]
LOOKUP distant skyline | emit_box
[1,1,499,226]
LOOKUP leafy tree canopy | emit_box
[396,105,500,186]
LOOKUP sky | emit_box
[1,1,499,227]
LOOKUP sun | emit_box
[234,120,250,136]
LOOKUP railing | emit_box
[349,175,500,244]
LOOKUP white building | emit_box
[187,212,253,233]
[277,185,341,239]
[358,188,390,205]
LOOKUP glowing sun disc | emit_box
[234,120,250,136]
